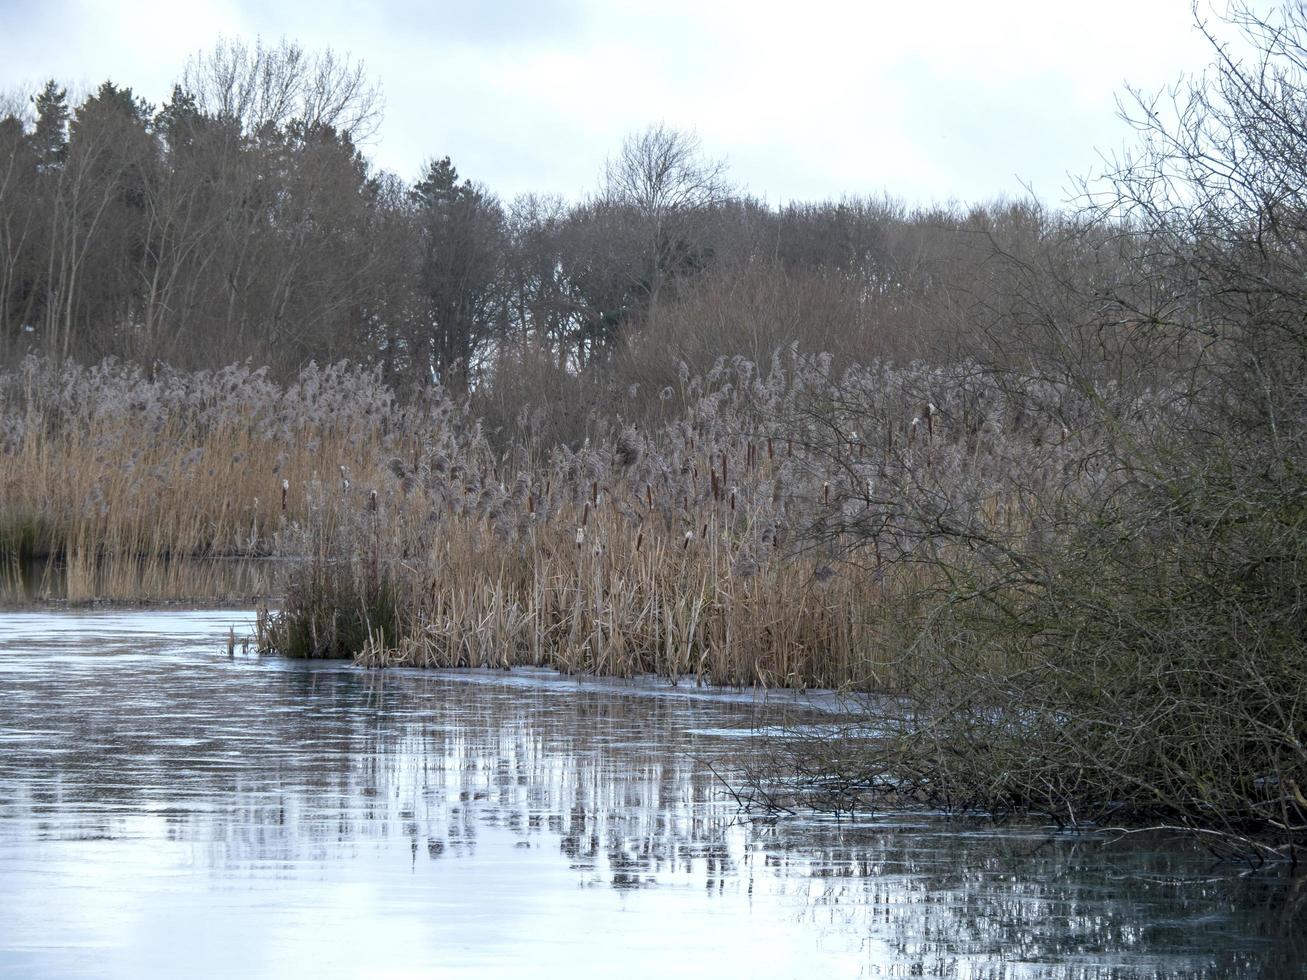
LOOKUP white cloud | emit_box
[0,0,1219,205]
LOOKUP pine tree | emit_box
[30,80,68,170]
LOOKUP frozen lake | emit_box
[0,610,1300,978]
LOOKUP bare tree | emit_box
[182,37,382,142]
[601,124,731,319]
[744,1,1307,864]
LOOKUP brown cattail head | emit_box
[281,478,289,512]
[369,489,378,513]
[635,531,644,552]
[591,480,599,506]
[767,437,774,461]
[583,501,591,527]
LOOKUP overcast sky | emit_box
[0,0,1222,206]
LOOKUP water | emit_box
[0,556,284,605]
[0,611,1301,979]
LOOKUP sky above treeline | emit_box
[0,0,1225,206]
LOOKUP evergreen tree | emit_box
[30,80,68,170]
[410,158,506,389]
[155,85,202,152]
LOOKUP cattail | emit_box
[582,501,591,527]
[369,489,378,512]
[926,402,936,439]
[767,437,774,461]
[527,493,535,515]
[646,483,653,509]
[721,452,728,490]
[635,531,644,552]
[340,465,349,494]
[615,427,641,467]
[576,526,585,548]
[701,522,708,540]
[711,470,720,500]
[730,486,737,512]
[683,530,692,550]
[591,480,599,506]
[281,478,289,512]
[823,481,830,506]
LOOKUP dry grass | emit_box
[250,351,1092,690]
[3,353,1079,688]
[335,476,921,689]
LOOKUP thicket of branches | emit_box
[747,1,1307,867]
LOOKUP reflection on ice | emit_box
[0,611,1300,978]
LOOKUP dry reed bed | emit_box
[324,482,918,689]
[251,351,1132,689]
[2,353,1126,686]
[0,357,472,564]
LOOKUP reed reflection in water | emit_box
[0,611,1300,978]
[0,555,286,605]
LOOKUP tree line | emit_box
[0,38,1066,393]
